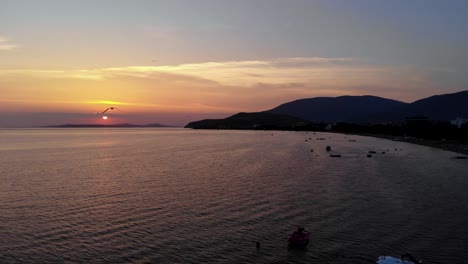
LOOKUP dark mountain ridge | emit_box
[406,90,468,121]
[185,90,468,129]
[267,90,468,123]
[185,112,306,129]
[268,95,406,123]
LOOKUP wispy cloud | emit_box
[85,100,131,106]
[99,57,361,86]
[0,69,103,80]
[2,57,358,83]
[0,36,18,51]
[0,57,441,114]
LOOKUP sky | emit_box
[1,0,467,127]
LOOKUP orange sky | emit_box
[0,57,452,126]
[1,1,467,126]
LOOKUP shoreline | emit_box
[189,128,468,156]
[349,132,468,156]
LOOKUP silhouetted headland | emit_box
[185,112,308,130]
[267,90,468,123]
[185,90,468,155]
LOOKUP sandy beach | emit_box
[357,133,468,156]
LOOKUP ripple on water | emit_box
[1,129,468,263]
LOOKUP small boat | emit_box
[288,228,310,248]
[368,151,377,154]
[367,154,372,158]
[377,253,420,264]
[326,146,331,151]
[330,154,341,157]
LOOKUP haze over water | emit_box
[1,128,467,263]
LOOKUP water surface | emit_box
[1,128,467,263]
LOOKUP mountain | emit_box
[185,112,307,129]
[267,90,468,123]
[184,90,468,129]
[268,95,406,123]
[406,90,468,121]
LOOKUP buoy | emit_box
[256,241,260,248]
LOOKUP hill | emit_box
[406,90,468,121]
[267,90,468,123]
[268,95,406,123]
[185,90,468,129]
[185,112,308,129]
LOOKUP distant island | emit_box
[43,123,175,128]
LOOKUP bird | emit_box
[101,107,119,114]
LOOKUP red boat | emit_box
[288,227,310,248]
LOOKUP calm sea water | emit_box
[1,128,467,263]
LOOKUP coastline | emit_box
[351,133,468,156]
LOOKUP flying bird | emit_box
[101,107,119,114]
[98,107,120,120]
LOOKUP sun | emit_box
[102,116,108,120]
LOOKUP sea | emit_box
[1,128,467,263]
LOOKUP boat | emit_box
[326,146,331,151]
[377,253,420,264]
[288,228,310,248]
[330,154,341,157]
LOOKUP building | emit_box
[450,117,468,128]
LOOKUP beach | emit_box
[357,133,468,156]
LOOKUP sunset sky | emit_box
[1,0,467,127]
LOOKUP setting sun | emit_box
[102,116,108,120]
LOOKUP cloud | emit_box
[0,57,407,88]
[0,69,103,80]
[0,36,18,51]
[0,57,444,117]
[87,57,362,86]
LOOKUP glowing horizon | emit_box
[1,1,467,127]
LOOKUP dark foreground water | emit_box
[1,128,467,263]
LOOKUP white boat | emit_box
[377,254,420,264]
